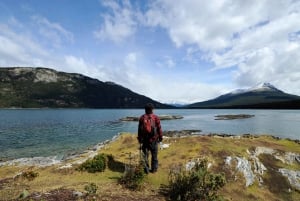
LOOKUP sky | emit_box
[1,0,300,104]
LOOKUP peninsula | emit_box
[120,115,183,121]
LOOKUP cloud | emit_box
[143,0,300,96]
[94,0,139,42]
[63,53,149,95]
[146,81,223,104]
[124,52,137,67]
[0,23,49,66]
[220,11,300,91]
[31,15,74,47]
[91,0,300,101]
[2,0,300,103]
[156,56,176,68]
[63,55,112,81]
[0,14,75,67]
[145,0,250,50]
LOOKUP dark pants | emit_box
[142,141,158,172]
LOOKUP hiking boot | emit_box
[144,167,149,174]
[150,169,157,173]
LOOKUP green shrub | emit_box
[119,152,146,190]
[77,154,107,173]
[21,170,39,181]
[166,159,226,201]
[84,183,98,195]
[119,161,145,190]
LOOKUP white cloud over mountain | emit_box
[1,0,300,103]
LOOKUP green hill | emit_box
[0,67,170,108]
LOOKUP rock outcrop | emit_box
[225,156,260,187]
[279,169,300,190]
[225,146,300,190]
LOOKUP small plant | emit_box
[165,159,226,201]
[119,162,145,190]
[84,183,98,195]
[21,170,39,181]
[77,154,107,173]
[119,152,146,190]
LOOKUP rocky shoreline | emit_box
[0,133,122,167]
[1,130,299,167]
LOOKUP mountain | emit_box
[0,67,171,108]
[188,83,300,109]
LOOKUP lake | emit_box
[0,109,299,160]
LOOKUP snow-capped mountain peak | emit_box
[228,83,281,95]
[250,82,280,92]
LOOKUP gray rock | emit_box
[253,147,300,165]
[225,156,256,187]
[252,157,267,175]
[73,191,83,197]
[226,147,300,188]
[236,157,255,187]
[279,169,300,191]
[284,152,300,164]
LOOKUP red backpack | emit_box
[141,114,156,136]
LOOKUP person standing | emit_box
[138,103,163,173]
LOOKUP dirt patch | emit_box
[22,188,77,201]
[0,178,12,190]
[22,189,165,201]
[99,195,164,201]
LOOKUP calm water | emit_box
[0,109,299,160]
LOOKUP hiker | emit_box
[138,103,163,173]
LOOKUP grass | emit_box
[0,133,299,200]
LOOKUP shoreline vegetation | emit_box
[0,130,300,200]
